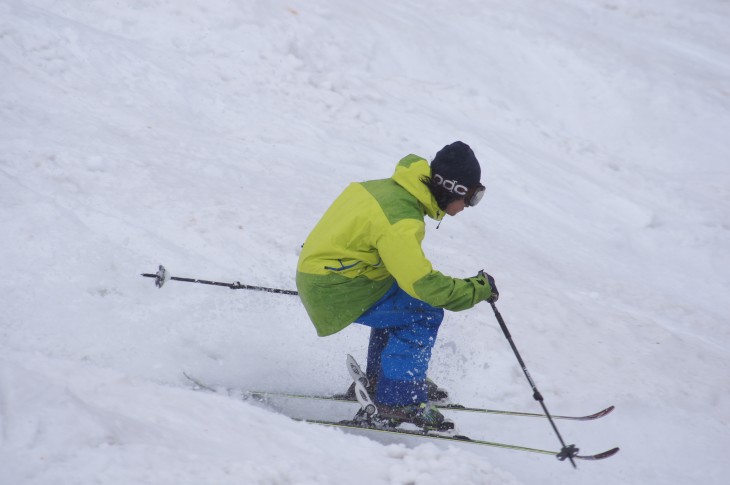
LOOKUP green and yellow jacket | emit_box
[296,154,493,336]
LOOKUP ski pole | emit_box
[141,265,299,295]
[489,301,579,468]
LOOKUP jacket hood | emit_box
[391,154,444,221]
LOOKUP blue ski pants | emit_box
[355,282,444,406]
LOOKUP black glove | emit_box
[478,270,499,302]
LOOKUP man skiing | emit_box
[296,141,498,430]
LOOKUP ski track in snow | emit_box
[1,0,729,484]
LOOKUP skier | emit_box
[296,141,498,429]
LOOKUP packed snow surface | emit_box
[1,1,729,484]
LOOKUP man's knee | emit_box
[424,307,444,326]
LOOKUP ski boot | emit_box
[376,401,454,432]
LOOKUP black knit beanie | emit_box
[427,141,481,209]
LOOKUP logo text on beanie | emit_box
[434,174,468,196]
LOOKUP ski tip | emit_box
[585,405,615,420]
[577,447,620,460]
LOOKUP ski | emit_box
[300,417,620,461]
[183,372,615,421]
[245,388,614,422]
[183,372,614,422]
[183,372,619,461]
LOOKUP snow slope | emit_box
[1,0,729,484]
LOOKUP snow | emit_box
[1,0,728,484]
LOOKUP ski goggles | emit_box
[465,183,486,207]
[433,174,486,207]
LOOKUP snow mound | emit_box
[1,351,520,485]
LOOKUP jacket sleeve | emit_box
[376,219,493,311]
